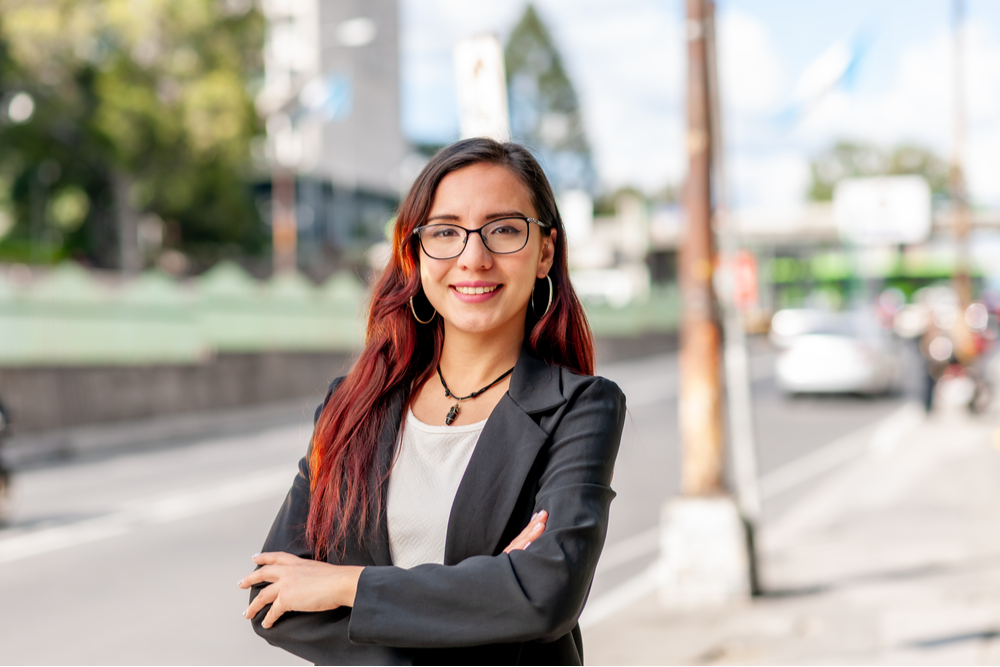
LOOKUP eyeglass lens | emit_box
[417,218,529,259]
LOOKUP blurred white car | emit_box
[773,310,903,395]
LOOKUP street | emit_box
[0,344,918,665]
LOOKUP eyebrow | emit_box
[426,210,527,223]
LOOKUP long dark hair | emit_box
[306,138,595,559]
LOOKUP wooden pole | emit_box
[679,0,724,497]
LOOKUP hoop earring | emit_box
[531,274,554,318]
[409,295,436,324]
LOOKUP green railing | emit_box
[0,262,680,367]
[0,262,366,366]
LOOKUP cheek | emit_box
[419,261,449,297]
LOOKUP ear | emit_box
[537,228,557,278]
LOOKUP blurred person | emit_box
[919,298,993,413]
[919,320,954,413]
[239,138,626,665]
[0,399,11,523]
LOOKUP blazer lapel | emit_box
[443,349,568,564]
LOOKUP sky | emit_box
[398,0,1000,211]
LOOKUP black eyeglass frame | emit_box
[412,217,552,260]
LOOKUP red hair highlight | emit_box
[306,139,594,559]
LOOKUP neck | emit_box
[438,319,524,393]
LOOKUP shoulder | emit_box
[509,350,626,418]
[559,366,626,407]
[532,358,627,426]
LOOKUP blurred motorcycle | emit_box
[936,362,992,414]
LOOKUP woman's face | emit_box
[417,162,557,339]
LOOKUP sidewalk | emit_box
[584,407,1000,665]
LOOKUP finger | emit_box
[252,551,298,566]
[245,583,278,621]
[261,595,286,629]
[503,510,548,553]
[240,565,280,588]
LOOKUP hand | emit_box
[503,510,547,554]
[238,552,365,629]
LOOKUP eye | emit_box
[487,222,523,236]
[428,226,461,239]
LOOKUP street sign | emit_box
[731,250,758,309]
[833,175,932,246]
[454,33,510,141]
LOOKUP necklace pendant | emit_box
[445,404,459,426]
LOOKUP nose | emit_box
[457,230,493,270]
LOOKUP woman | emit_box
[239,138,626,665]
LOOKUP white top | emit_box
[386,408,486,569]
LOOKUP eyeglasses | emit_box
[412,217,549,260]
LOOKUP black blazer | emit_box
[250,348,627,665]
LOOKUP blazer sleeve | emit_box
[248,379,363,664]
[347,376,627,648]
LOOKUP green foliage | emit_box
[0,0,266,267]
[807,141,949,201]
[505,4,595,192]
[48,185,90,230]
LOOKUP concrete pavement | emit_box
[584,407,1000,665]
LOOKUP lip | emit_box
[453,281,500,288]
[451,282,503,303]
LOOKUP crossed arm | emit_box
[240,376,625,650]
[237,511,548,628]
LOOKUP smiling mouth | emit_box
[454,285,500,295]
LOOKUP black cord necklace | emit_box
[436,365,515,425]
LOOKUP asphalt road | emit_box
[0,345,918,665]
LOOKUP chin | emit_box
[445,308,520,335]
[449,316,502,334]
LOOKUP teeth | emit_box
[456,285,498,295]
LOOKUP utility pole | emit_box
[677,0,722,497]
[657,0,753,608]
[951,0,971,306]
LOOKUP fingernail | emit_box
[252,553,261,559]
[243,608,249,618]
[531,511,539,521]
[237,578,243,587]
[524,541,532,549]
[532,522,543,532]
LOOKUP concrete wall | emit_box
[0,351,354,433]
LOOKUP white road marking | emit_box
[580,402,925,631]
[611,353,775,409]
[579,565,658,630]
[597,527,659,572]
[0,467,294,564]
[758,402,923,500]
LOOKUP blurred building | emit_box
[257,0,407,274]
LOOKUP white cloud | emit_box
[718,10,785,114]
[542,0,685,191]
[730,151,811,209]
[789,20,1000,206]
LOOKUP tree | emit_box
[0,0,265,270]
[505,4,595,194]
[807,141,949,201]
